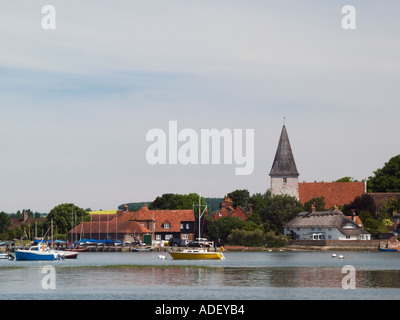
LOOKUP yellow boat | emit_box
[169,248,224,260]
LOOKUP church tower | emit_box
[269,124,299,200]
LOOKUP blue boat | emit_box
[379,248,398,252]
[14,244,61,261]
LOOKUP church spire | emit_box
[269,124,299,177]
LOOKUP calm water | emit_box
[1,251,400,300]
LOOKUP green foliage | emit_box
[335,177,358,182]
[207,216,244,242]
[149,193,206,213]
[46,203,90,235]
[303,197,326,211]
[367,155,400,192]
[381,195,400,217]
[228,229,265,247]
[227,189,250,210]
[342,194,377,219]
[258,194,304,234]
[264,231,287,248]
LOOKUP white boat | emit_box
[50,249,79,259]
[14,244,63,261]
[0,252,14,260]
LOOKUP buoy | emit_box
[332,253,337,258]
[339,255,344,259]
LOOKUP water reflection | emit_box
[55,266,400,290]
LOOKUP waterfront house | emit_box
[212,196,248,220]
[284,206,371,240]
[68,204,195,245]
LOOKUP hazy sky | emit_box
[0,1,399,212]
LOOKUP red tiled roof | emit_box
[299,182,365,208]
[69,205,195,235]
[69,220,152,235]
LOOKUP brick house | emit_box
[212,196,248,220]
[68,204,195,245]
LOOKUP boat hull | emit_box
[14,250,57,261]
[169,251,223,260]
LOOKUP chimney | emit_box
[351,209,356,221]
[248,204,253,215]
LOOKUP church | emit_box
[269,124,365,208]
[269,124,370,240]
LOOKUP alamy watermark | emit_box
[145,121,254,175]
[341,265,356,289]
[41,265,56,290]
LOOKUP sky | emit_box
[0,1,399,213]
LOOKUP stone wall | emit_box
[287,239,381,250]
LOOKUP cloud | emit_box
[0,1,399,212]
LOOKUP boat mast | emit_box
[193,194,207,239]
[51,218,53,249]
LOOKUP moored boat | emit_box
[169,248,224,260]
[132,246,153,252]
[50,249,79,259]
[14,244,62,261]
[379,248,398,252]
[0,252,14,260]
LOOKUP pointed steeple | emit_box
[269,125,299,177]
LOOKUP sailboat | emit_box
[169,197,225,260]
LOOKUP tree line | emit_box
[1,154,399,245]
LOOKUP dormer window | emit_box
[163,223,171,229]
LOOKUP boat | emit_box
[0,252,14,260]
[14,244,63,261]
[379,248,398,252]
[168,196,225,260]
[50,249,79,259]
[132,246,153,252]
[169,248,224,260]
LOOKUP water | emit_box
[1,251,400,300]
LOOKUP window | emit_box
[283,177,287,184]
[182,234,188,240]
[186,223,190,229]
[155,234,161,240]
[165,234,173,240]
[181,224,184,230]
[163,223,170,230]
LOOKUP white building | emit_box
[284,208,371,240]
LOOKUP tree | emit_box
[342,194,377,218]
[381,195,400,217]
[228,229,265,247]
[257,194,303,234]
[0,212,11,238]
[335,177,358,182]
[303,197,326,211]
[367,155,400,192]
[227,189,250,211]
[207,216,244,244]
[149,193,206,213]
[46,203,90,235]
